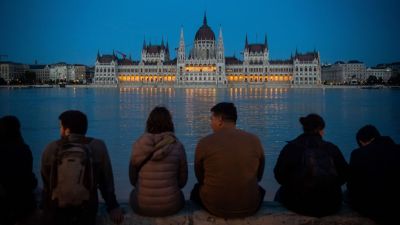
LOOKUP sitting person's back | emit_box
[191,102,265,218]
[0,116,37,225]
[129,107,188,217]
[274,114,349,217]
[347,125,400,225]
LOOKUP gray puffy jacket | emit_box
[129,132,188,216]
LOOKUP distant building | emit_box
[95,14,321,86]
[366,67,392,82]
[49,63,86,82]
[68,65,86,82]
[322,60,366,84]
[29,64,50,82]
[0,62,29,82]
[50,63,68,81]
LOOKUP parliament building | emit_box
[94,14,321,87]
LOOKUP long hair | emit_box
[146,106,175,134]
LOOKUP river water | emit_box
[1,87,399,201]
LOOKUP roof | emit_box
[146,45,164,54]
[348,60,363,64]
[247,44,266,53]
[194,14,215,41]
[225,56,242,65]
[294,52,319,62]
[97,55,117,63]
[118,58,133,65]
[29,65,48,69]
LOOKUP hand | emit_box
[109,207,124,224]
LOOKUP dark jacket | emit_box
[129,132,188,217]
[194,127,265,218]
[274,133,349,217]
[347,136,400,225]
[0,143,37,225]
[41,134,119,214]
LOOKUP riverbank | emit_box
[96,201,378,225]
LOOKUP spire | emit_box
[264,34,268,49]
[166,40,169,50]
[245,33,248,49]
[129,54,132,60]
[203,11,207,25]
[161,36,165,48]
[142,37,146,50]
[97,49,100,59]
[180,26,185,43]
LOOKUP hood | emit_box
[132,132,177,165]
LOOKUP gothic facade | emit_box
[94,14,321,86]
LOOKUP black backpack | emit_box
[296,142,339,192]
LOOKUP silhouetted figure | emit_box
[129,106,188,216]
[274,113,349,217]
[0,115,37,225]
[347,125,400,225]
[41,110,123,225]
[191,102,265,218]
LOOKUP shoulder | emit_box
[87,137,109,154]
[41,140,60,164]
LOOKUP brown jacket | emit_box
[41,134,119,213]
[195,127,265,217]
[129,132,188,216]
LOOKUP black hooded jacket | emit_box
[347,136,400,225]
[274,133,349,217]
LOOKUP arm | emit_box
[178,143,188,188]
[256,138,265,182]
[40,142,56,209]
[93,140,119,212]
[194,140,205,184]
[273,144,293,185]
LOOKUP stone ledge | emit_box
[97,201,378,225]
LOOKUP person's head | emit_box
[210,102,237,132]
[146,106,174,134]
[356,125,381,147]
[299,113,325,136]
[58,110,88,137]
[0,115,25,145]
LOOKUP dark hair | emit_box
[0,115,25,145]
[299,113,325,134]
[210,102,237,123]
[146,106,174,134]
[58,110,88,135]
[356,125,381,146]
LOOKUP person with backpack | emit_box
[129,106,188,216]
[0,115,37,225]
[347,125,400,225]
[41,110,123,225]
[274,113,349,217]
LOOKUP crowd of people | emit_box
[0,103,399,225]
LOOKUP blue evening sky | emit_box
[0,0,399,67]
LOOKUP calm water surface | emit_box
[1,87,399,201]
